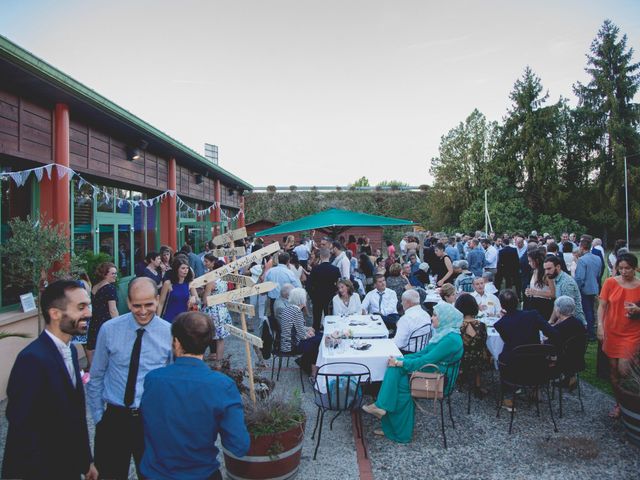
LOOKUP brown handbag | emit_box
[410,363,444,400]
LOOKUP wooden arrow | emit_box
[225,324,263,348]
[225,301,256,316]
[212,246,246,257]
[191,242,280,289]
[213,227,248,246]
[222,274,255,288]
[207,282,276,306]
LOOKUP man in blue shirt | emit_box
[140,311,249,480]
[574,238,603,340]
[466,238,486,278]
[87,277,173,479]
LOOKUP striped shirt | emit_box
[279,305,306,352]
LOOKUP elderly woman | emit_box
[332,279,362,316]
[550,296,587,350]
[386,263,409,313]
[279,287,322,374]
[362,302,464,443]
[454,260,475,293]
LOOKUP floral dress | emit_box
[203,279,231,340]
[460,319,489,375]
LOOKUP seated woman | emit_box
[279,287,322,375]
[332,279,362,316]
[362,302,464,443]
[549,295,587,387]
[454,293,489,398]
[439,283,456,304]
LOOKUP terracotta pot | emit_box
[615,383,640,447]
[224,421,305,480]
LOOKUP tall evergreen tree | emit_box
[574,19,640,237]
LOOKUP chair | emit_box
[411,355,462,449]
[270,325,305,392]
[496,343,559,434]
[553,333,587,417]
[400,328,432,355]
[311,363,371,460]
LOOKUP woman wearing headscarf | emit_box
[362,302,464,443]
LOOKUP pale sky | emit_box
[2,0,639,187]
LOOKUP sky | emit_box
[2,0,640,188]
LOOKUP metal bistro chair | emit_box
[271,325,305,392]
[311,363,371,460]
[411,354,462,449]
[496,343,559,434]
[552,333,587,417]
[400,328,432,355]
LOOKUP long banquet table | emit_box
[322,314,389,339]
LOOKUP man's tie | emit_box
[61,346,76,388]
[377,291,384,315]
[124,328,145,407]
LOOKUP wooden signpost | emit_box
[222,273,255,288]
[191,241,280,289]
[212,227,248,246]
[226,301,256,316]
[225,324,262,348]
[212,246,246,258]
[206,282,276,306]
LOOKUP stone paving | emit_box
[2,320,640,479]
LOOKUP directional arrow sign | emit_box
[212,246,246,257]
[207,282,276,306]
[222,274,256,288]
[213,227,247,246]
[225,302,256,316]
[191,241,280,289]
[225,324,263,348]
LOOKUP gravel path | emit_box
[2,319,639,479]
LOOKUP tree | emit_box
[350,176,370,188]
[573,19,640,238]
[493,67,564,213]
[376,180,410,190]
[429,109,498,227]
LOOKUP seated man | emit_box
[362,275,400,331]
[394,290,432,353]
[454,260,475,293]
[471,277,501,316]
[482,271,498,295]
[140,312,249,480]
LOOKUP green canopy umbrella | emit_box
[253,208,414,238]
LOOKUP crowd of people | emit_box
[3,227,639,477]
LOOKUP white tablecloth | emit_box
[315,338,402,392]
[479,317,503,368]
[424,293,441,304]
[323,315,389,339]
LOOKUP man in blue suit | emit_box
[2,280,98,480]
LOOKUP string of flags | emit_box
[0,163,242,220]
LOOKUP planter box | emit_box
[223,422,305,480]
[615,383,640,447]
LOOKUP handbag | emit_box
[410,363,444,411]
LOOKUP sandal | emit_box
[373,429,385,436]
[609,404,621,419]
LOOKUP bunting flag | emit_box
[0,163,228,216]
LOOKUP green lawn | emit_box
[582,341,613,396]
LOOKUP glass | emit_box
[98,224,115,260]
[97,187,115,212]
[1,175,33,307]
[118,224,131,277]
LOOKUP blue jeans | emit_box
[582,294,596,339]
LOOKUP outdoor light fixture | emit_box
[126,147,141,161]
[195,174,203,184]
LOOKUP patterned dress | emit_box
[203,279,231,340]
[460,319,489,375]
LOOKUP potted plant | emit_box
[223,393,306,480]
[615,354,640,447]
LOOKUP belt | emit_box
[107,403,141,416]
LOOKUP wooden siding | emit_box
[0,89,52,162]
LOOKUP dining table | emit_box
[478,316,503,368]
[322,314,389,339]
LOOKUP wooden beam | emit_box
[212,246,246,257]
[191,242,280,289]
[212,227,248,246]
[222,274,255,288]
[225,302,256,316]
[206,282,276,306]
[225,324,263,348]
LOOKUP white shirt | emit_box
[333,252,351,280]
[293,244,310,261]
[393,305,431,352]
[484,245,498,269]
[484,281,498,295]
[332,294,362,316]
[45,329,76,387]
[361,288,398,316]
[471,291,501,316]
[399,239,408,255]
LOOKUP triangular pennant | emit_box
[56,165,69,180]
[44,164,53,180]
[34,167,44,182]
[169,190,176,198]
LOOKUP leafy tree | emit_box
[573,19,640,238]
[376,180,410,190]
[350,176,370,187]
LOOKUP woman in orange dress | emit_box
[597,253,640,417]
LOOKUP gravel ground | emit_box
[2,314,639,480]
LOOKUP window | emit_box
[73,179,94,255]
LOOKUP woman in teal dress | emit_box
[362,302,464,443]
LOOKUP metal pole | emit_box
[484,190,488,235]
[624,155,629,247]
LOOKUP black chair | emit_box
[496,343,559,434]
[271,325,305,392]
[400,328,432,355]
[411,355,462,449]
[311,363,371,460]
[553,333,587,417]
